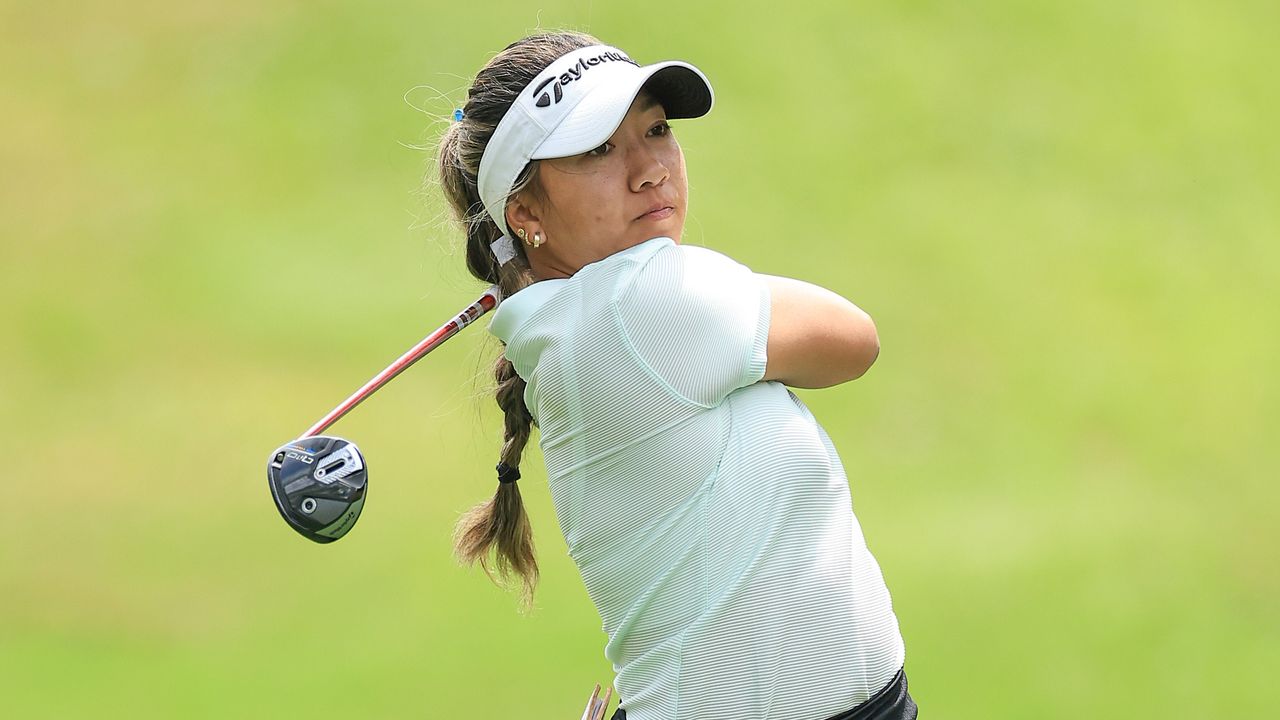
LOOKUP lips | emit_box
[636,204,675,221]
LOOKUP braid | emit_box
[437,30,602,608]
[451,272,539,608]
[495,356,534,466]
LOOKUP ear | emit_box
[504,190,543,236]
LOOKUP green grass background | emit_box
[2,0,1276,717]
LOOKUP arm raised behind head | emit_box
[761,275,880,389]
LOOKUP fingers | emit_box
[579,683,601,720]
[593,686,614,720]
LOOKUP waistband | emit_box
[609,666,917,720]
[823,666,917,720]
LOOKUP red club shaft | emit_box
[301,287,501,438]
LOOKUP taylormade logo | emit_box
[532,51,638,108]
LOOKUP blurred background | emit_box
[2,0,1276,717]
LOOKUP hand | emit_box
[579,683,614,720]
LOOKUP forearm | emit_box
[760,274,880,389]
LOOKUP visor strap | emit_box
[491,235,518,266]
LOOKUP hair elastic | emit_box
[453,108,465,122]
[496,462,521,484]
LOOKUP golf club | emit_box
[267,286,501,543]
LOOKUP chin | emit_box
[646,220,684,242]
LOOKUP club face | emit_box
[267,435,368,543]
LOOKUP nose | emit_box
[628,144,670,192]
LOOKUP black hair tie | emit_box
[496,462,521,485]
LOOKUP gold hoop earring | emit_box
[530,231,545,248]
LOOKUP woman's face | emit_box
[508,89,687,279]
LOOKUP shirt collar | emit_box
[488,237,675,343]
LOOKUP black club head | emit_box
[267,436,368,543]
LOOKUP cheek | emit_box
[572,182,614,227]
[579,170,628,223]
[542,170,615,229]
[668,153,689,206]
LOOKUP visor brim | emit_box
[530,61,713,160]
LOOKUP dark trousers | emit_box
[610,667,917,719]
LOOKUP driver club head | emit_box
[267,435,368,543]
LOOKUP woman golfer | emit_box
[437,31,916,720]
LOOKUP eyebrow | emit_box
[639,93,662,112]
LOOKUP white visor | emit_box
[477,44,713,238]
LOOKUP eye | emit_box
[649,121,672,136]
[585,141,612,157]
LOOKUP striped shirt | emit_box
[489,237,905,720]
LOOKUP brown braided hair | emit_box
[436,30,601,607]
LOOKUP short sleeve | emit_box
[613,243,771,408]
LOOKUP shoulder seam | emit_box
[609,243,713,409]
[609,296,714,410]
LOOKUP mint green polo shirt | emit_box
[490,237,904,720]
